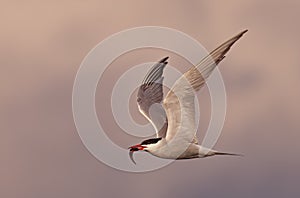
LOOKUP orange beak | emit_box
[128,144,146,151]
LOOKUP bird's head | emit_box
[128,137,162,164]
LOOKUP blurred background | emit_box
[1,0,300,197]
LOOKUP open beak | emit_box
[128,144,146,165]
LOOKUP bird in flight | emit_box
[128,30,248,164]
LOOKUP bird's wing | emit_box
[137,57,169,137]
[163,30,248,146]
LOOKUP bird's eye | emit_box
[137,98,141,102]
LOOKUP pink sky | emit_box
[1,1,300,197]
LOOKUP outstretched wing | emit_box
[163,30,248,145]
[137,57,169,137]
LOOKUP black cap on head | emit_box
[141,137,162,145]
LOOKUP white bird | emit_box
[129,30,248,164]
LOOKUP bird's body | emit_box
[145,139,202,159]
[129,30,247,164]
[138,138,239,160]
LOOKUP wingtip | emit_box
[242,29,248,33]
[159,56,169,63]
[239,29,248,37]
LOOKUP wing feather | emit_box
[137,57,169,137]
[163,30,248,144]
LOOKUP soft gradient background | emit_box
[1,1,300,197]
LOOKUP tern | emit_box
[128,30,248,164]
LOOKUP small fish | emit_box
[129,147,138,164]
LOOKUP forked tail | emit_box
[214,152,243,157]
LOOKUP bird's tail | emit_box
[214,152,243,157]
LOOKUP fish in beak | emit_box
[128,144,146,164]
